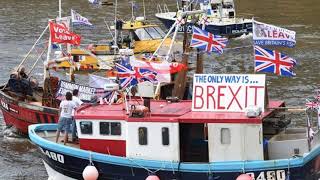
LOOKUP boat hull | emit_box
[29,125,320,180]
[36,145,320,180]
[156,16,252,37]
[0,90,58,134]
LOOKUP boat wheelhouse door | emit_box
[179,123,209,162]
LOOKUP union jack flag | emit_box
[190,26,228,54]
[305,100,319,110]
[254,45,297,77]
[115,60,158,89]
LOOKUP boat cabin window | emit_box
[99,122,121,136]
[111,122,121,135]
[138,127,148,145]
[162,127,170,146]
[100,122,110,135]
[134,27,165,41]
[145,27,162,39]
[134,28,152,41]
[80,121,93,135]
[153,27,166,38]
[221,128,231,144]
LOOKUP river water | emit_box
[0,0,319,179]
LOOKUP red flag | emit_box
[49,21,81,45]
[169,62,187,74]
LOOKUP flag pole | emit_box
[59,0,62,19]
[153,21,177,57]
[131,1,134,20]
[166,23,180,62]
[113,0,118,52]
[252,17,255,74]
[45,21,52,79]
[142,0,146,20]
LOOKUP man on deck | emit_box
[72,89,83,142]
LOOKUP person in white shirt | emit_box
[55,92,76,145]
[71,89,83,142]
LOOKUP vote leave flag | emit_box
[49,21,81,45]
[253,20,296,48]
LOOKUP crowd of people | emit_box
[55,89,83,145]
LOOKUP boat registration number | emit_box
[247,170,286,180]
[39,147,65,164]
[0,99,9,111]
[178,25,193,33]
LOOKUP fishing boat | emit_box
[28,72,320,180]
[155,0,252,37]
[0,0,178,135]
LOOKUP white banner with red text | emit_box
[192,74,266,112]
[253,20,296,48]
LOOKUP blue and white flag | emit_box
[253,20,296,48]
[88,0,100,4]
[71,9,93,27]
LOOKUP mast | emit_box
[172,10,206,99]
[172,5,188,99]
[172,21,188,99]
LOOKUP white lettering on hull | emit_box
[247,170,286,180]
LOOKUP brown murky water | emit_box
[0,0,319,179]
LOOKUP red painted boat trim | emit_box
[79,138,126,157]
[75,100,285,124]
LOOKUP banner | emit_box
[192,74,266,112]
[89,74,115,89]
[56,80,105,102]
[71,9,93,27]
[253,20,296,48]
[49,21,81,45]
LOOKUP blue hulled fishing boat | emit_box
[29,73,320,180]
